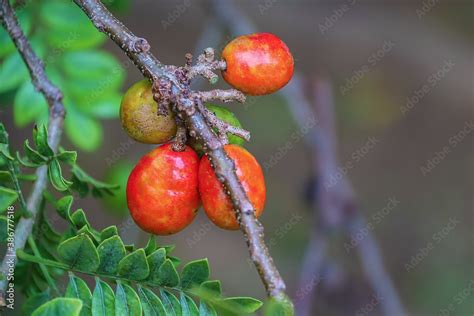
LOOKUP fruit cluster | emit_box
[122,33,293,235]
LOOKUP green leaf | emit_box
[61,51,124,92]
[76,225,101,245]
[0,171,11,183]
[0,216,8,242]
[138,286,166,316]
[181,259,210,289]
[147,248,167,284]
[117,248,150,280]
[158,259,180,287]
[32,297,83,316]
[0,123,9,144]
[48,158,72,191]
[57,234,100,272]
[71,164,118,198]
[81,93,121,119]
[160,289,182,316]
[91,278,115,316]
[40,0,105,50]
[115,281,142,316]
[56,150,77,165]
[0,10,32,58]
[221,297,263,314]
[200,280,222,297]
[263,296,295,316]
[70,209,91,229]
[0,186,18,213]
[14,81,49,127]
[180,292,199,316]
[144,235,157,255]
[22,291,51,316]
[100,225,119,241]
[199,302,217,316]
[34,124,54,158]
[65,108,103,152]
[24,139,48,165]
[65,273,92,316]
[0,52,29,93]
[56,195,74,220]
[97,235,126,274]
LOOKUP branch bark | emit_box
[0,0,65,304]
[73,0,288,302]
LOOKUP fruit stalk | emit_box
[73,0,288,302]
[0,0,66,304]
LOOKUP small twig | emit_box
[199,89,246,104]
[187,48,226,84]
[201,106,250,144]
[0,0,66,304]
[172,118,187,152]
[74,0,288,301]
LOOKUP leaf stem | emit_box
[27,236,61,296]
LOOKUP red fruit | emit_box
[126,143,200,235]
[198,145,266,230]
[221,32,294,96]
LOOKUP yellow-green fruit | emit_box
[120,79,176,144]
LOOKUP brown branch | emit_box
[0,0,66,304]
[73,0,288,302]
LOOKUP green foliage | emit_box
[15,189,262,315]
[0,0,126,152]
[31,297,83,316]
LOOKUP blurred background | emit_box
[1,0,473,315]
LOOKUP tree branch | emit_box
[0,0,66,305]
[73,0,288,302]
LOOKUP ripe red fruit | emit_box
[198,145,266,230]
[126,143,200,235]
[221,32,294,96]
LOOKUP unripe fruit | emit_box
[221,33,294,96]
[126,143,200,235]
[189,104,245,155]
[198,145,266,230]
[120,80,177,144]
[206,104,245,146]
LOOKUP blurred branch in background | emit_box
[208,0,406,315]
